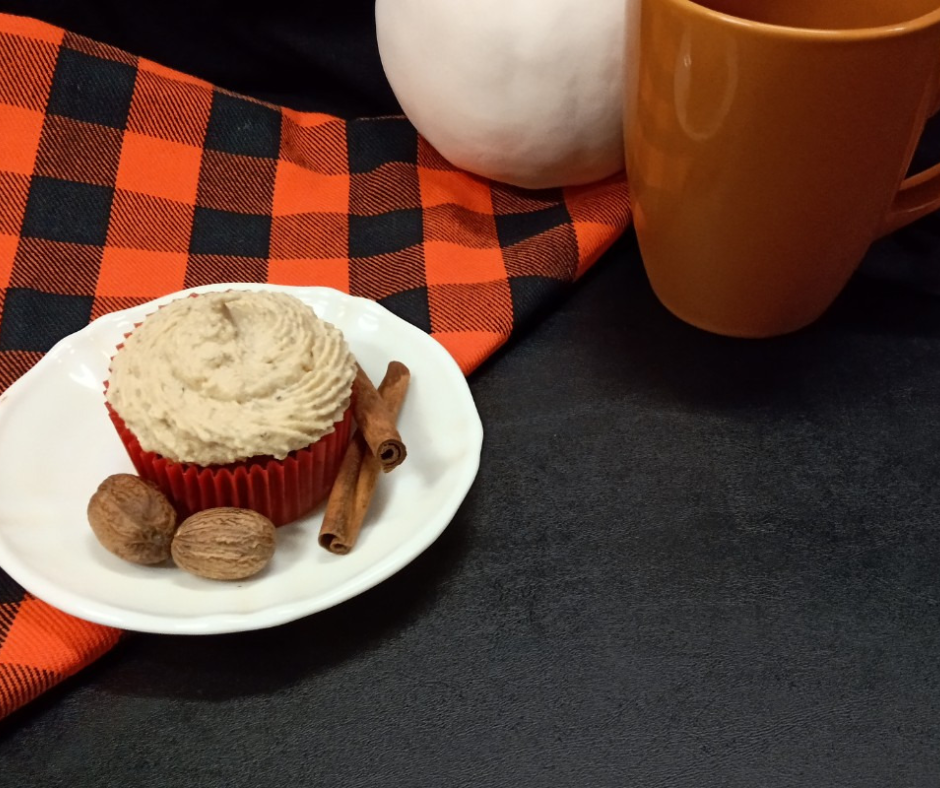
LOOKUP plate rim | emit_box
[0,283,483,634]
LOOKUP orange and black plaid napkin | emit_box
[0,12,630,718]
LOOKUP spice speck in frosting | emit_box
[106,291,357,466]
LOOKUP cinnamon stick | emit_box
[353,364,407,472]
[319,361,410,555]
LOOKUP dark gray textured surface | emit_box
[4,232,940,787]
[3,3,940,785]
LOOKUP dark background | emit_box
[0,0,402,117]
[3,3,940,786]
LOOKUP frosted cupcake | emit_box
[105,290,357,526]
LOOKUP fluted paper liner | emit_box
[105,400,352,526]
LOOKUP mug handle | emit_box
[880,162,940,237]
[880,74,940,237]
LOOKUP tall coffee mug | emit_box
[624,0,940,337]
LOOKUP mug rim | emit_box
[669,0,940,40]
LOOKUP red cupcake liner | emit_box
[105,400,353,527]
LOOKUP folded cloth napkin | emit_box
[0,13,630,718]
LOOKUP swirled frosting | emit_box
[106,291,357,466]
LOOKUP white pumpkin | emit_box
[375,0,625,189]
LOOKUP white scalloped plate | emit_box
[0,284,483,634]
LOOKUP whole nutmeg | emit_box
[87,474,177,565]
[171,508,276,581]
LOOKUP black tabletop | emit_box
[3,4,940,787]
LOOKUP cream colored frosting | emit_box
[106,291,357,466]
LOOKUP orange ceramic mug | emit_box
[624,0,940,337]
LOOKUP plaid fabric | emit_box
[0,12,631,719]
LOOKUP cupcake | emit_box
[105,290,357,526]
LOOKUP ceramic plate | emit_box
[0,284,483,634]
